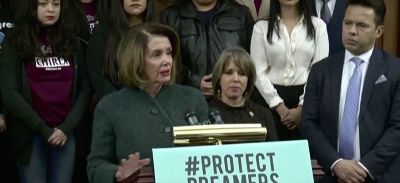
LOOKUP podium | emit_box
[134,161,324,183]
[312,160,325,181]
[136,167,155,183]
[132,124,325,182]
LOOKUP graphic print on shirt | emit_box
[87,14,98,34]
[41,44,52,55]
[35,57,71,71]
[0,21,14,31]
[82,2,98,34]
[25,43,74,127]
[36,44,71,71]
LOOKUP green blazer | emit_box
[87,84,208,183]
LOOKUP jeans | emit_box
[18,135,76,183]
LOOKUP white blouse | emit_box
[251,16,329,108]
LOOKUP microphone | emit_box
[209,107,224,124]
[185,111,199,125]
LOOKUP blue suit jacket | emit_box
[310,0,347,55]
[301,48,400,183]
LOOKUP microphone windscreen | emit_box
[209,107,224,124]
[185,111,199,125]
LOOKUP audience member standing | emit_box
[162,0,254,96]
[70,1,99,183]
[251,0,329,140]
[80,0,98,34]
[301,0,400,182]
[0,0,15,133]
[0,0,15,53]
[0,1,18,182]
[87,0,159,99]
[310,0,348,55]
[0,0,91,182]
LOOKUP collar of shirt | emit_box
[344,47,374,65]
[277,15,305,26]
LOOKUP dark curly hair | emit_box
[9,0,79,59]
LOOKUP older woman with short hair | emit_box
[87,23,209,183]
[117,24,179,90]
[209,47,278,141]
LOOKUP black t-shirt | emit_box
[196,8,216,29]
[209,98,278,141]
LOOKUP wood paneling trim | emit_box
[378,0,399,56]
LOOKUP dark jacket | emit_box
[301,49,400,182]
[161,0,254,87]
[0,38,92,163]
[86,23,117,99]
[309,0,347,55]
[0,1,15,115]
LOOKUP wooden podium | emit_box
[136,167,155,183]
[312,159,325,182]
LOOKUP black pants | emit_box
[0,132,20,182]
[250,84,304,140]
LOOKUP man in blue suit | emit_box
[301,0,400,182]
[310,0,348,55]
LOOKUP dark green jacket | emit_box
[87,85,208,183]
[0,38,92,163]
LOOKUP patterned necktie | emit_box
[321,0,331,25]
[339,57,364,159]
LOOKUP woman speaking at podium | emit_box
[87,23,209,183]
[208,48,278,141]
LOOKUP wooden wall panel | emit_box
[377,0,399,56]
[398,2,400,56]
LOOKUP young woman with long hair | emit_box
[251,0,329,140]
[0,0,91,182]
[87,0,159,99]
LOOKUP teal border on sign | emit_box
[153,140,313,183]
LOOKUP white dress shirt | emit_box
[315,0,336,18]
[250,16,329,108]
[330,48,374,178]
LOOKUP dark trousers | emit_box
[0,131,20,183]
[72,96,97,183]
[250,84,304,140]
